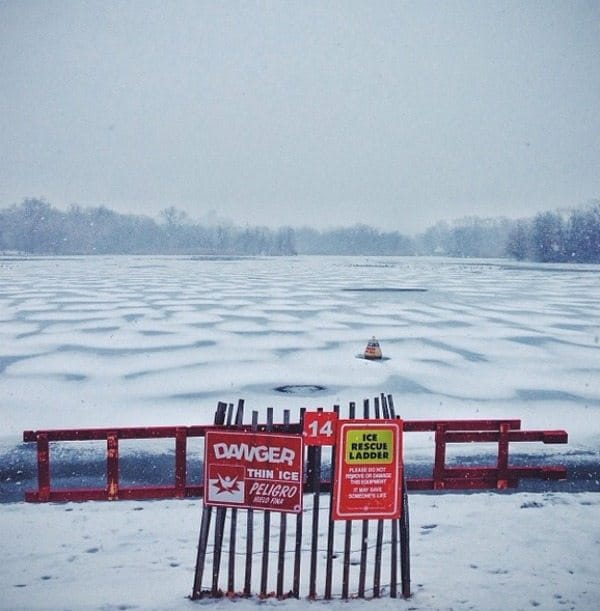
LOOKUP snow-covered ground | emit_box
[1,255,599,609]
[2,492,599,610]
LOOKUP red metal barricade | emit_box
[22,416,568,502]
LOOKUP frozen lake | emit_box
[1,255,599,497]
[1,255,600,610]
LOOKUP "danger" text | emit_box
[213,443,295,465]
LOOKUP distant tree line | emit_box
[294,224,414,255]
[505,203,600,263]
[296,206,600,262]
[0,200,296,256]
[412,203,600,262]
[1,198,599,262]
[414,216,515,258]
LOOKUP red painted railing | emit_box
[403,419,568,490]
[22,417,568,502]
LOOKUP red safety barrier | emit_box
[22,416,568,502]
[22,423,299,502]
[403,419,568,490]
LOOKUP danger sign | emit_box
[204,430,303,514]
[332,420,403,520]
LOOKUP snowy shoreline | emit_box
[2,492,598,610]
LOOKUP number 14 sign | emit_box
[302,411,338,446]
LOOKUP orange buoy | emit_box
[363,336,383,360]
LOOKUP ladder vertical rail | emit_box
[381,393,398,598]
[380,394,388,418]
[211,507,226,596]
[305,415,315,494]
[308,444,322,598]
[433,423,446,490]
[358,399,370,598]
[227,400,245,595]
[227,506,237,596]
[497,422,510,489]
[342,401,355,600]
[192,499,213,599]
[273,514,284,598]
[276,409,290,599]
[324,404,340,600]
[373,397,383,598]
[191,401,227,600]
[175,427,187,499]
[390,517,399,598]
[400,476,411,599]
[211,403,233,596]
[386,394,396,419]
[308,406,323,599]
[292,408,306,599]
[225,403,235,427]
[36,432,50,502]
[216,401,228,425]
[389,395,410,599]
[243,509,254,597]
[234,398,245,426]
[107,432,119,500]
[244,411,259,597]
[386,395,398,598]
[260,408,274,598]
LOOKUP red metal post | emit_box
[175,427,187,498]
[433,423,446,489]
[107,433,119,500]
[37,432,50,502]
[497,422,510,489]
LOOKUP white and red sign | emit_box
[204,430,303,514]
[332,419,403,521]
[302,411,338,446]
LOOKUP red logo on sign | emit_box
[207,464,245,504]
[204,430,303,514]
[332,420,403,521]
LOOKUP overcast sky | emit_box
[1,1,599,234]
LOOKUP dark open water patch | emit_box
[343,287,427,293]
[63,373,88,381]
[0,256,81,262]
[274,384,328,395]
[129,264,168,269]
[122,313,145,323]
[81,326,121,334]
[427,320,473,329]
[138,330,175,336]
[348,263,397,268]
[508,335,561,347]
[168,390,224,401]
[417,358,454,367]
[500,264,600,274]
[189,255,256,261]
